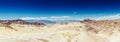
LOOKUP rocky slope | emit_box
[0,19,120,42]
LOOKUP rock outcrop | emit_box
[0,19,45,31]
[0,19,45,25]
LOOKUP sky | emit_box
[0,0,120,20]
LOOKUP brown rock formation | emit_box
[80,19,120,33]
[0,19,45,31]
[0,19,45,26]
[81,19,120,28]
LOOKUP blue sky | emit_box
[0,0,120,20]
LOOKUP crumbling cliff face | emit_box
[81,19,120,33]
[0,19,45,32]
[0,19,120,42]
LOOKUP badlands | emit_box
[0,19,120,42]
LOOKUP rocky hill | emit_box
[0,19,120,42]
[0,19,45,31]
[0,19,45,25]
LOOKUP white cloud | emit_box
[94,14,120,20]
[20,17,47,20]
[20,16,70,20]
[51,16,70,19]
[40,17,47,19]
[20,17,39,20]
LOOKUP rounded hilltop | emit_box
[81,19,120,28]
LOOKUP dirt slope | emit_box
[0,19,120,42]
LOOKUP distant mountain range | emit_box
[25,20,80,24]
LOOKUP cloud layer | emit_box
[94,14,120,20]
[20,16,70,20]
[20,14,120,20]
